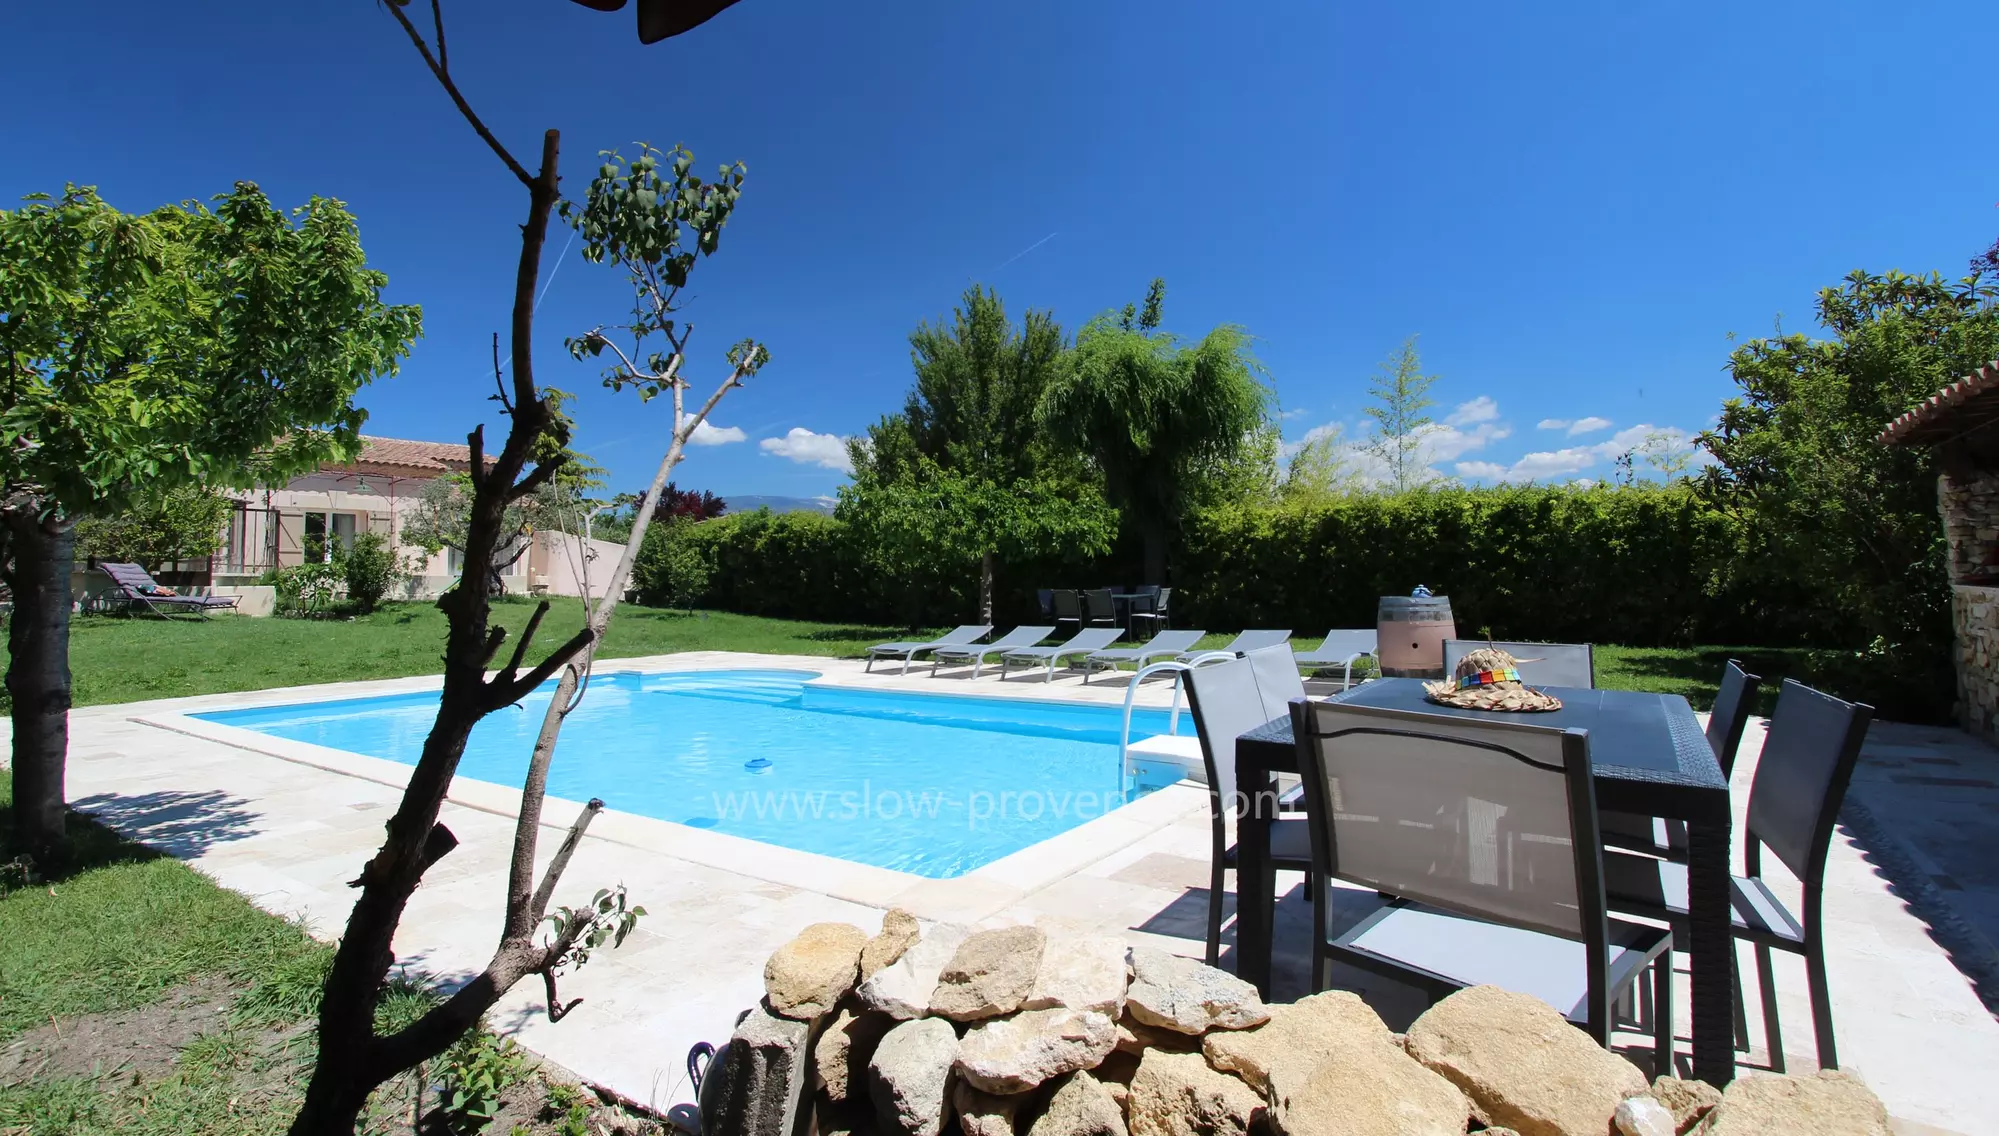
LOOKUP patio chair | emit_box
[1444,639,1595,688]
[1080,629,1206,685]
[1129,586,1174,634]
[1293,630,1378,689]
[1035,589,1056,621]
[929,625,1055,679]
[1602,678,1872,1072]
[865,624,991,675]
[1178,629,1290,662]
[1600,660,1761,861]
[1051,590,1083,635]
[1290,697,1674,1065]
[98,562,242,619]
[999,627,1122,682]
[1183,654,1317,966]
[1081,588,1119,630]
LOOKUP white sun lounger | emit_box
[1080,629,1208,684]
[1176,629,1290,661]
[865,624,991,674]
[929,625,1056,678]
[1000,627,1124,682]
[1293,629,1378,688]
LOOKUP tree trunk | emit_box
[978,548,995,624]
[289,128,568,1136]
[3,505,75,867]
[1139,518,1169,589]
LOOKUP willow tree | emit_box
[0,183,419,865]
[1039,279,1270,583]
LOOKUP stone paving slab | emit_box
[20,653,1999,1134]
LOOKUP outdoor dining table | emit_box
[1232,677,1739,1086]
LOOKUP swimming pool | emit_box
[194,670,1185,878]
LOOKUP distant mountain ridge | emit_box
[719,494,837,516]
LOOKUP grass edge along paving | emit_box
[51,599,1799,714]
[0,774,641,1136]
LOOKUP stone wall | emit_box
[1952,585,1999,743]
[689,912,1893,1136]
[1939,468,1999,585]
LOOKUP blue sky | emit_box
[7,0,1997,498]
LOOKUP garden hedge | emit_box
[647,483,1895,650]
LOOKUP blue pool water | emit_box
[195,670,1184,878]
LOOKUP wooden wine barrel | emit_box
[1377,594,1456,679]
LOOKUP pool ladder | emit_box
[1115,652,1240,798]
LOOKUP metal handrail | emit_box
[1116,651,1241,797]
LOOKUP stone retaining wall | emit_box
[689,913,1892,1136]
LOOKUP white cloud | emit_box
[1453,423,1705,483]
[1278,407,1310,420]
[759,427,852,473]
[1567,416,1613,436]
[1446,396,1500,427]
[685,419,747,446]
[1536,418,1571,431]
[1416,419,1510,463]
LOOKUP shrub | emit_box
[273,560,342,617]
[632,517,710,609]
[343,532,399,613]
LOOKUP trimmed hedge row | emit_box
[652,483,1887,649]
[1173,484,1844,648]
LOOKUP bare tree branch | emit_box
[429,0,448,73]
[486,628,593,710]
[506,455,564,503]
[490,331,511,414]
[541,970,583,1022]
[528,798,603,919]
[382,1,532,187]
[495,599,551,685]
[466,425,485,494]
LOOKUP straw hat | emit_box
[1423,646,1563,712]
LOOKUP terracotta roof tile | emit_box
[349,435,477,473]
[1877,360,1999,446]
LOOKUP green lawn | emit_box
[46,600,1798,713]
[62,600,906,708]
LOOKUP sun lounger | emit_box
[1176,629,1290,661]
[1293,629,1377,688]
[98,562,242,619]
[865,624,991,674]
[929,625,1055,678]
[1080,629,1207,685]
[1001,627,1123,681]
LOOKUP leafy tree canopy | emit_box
[72,484,233,572]
[0,184,422,512]
[1039,278,1271,582]
[1699,268,1999,648]
[838,459,1117,621]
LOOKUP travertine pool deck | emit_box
[29,651,1999,1133]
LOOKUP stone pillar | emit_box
[1951,584,1999,743]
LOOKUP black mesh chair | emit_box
[1051,589,1082,635]
[1291,698,1673,1064]
[1604,679,1872,1072]
[1081,587,1119,630]
[1035,589,1055,621]
[1184,654,1314,967]
[1129,586,1173,634]
[1601,660,1761,861]
[1443,639,1595,689]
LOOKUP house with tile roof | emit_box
[210,435,620,605]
